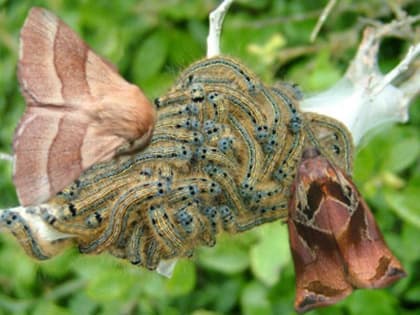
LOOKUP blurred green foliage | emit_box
[0,0,419,314]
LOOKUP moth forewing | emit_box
[288,218,353,313]
[335,190,406,289]
[288,151,353,313]
[15,7,155,206]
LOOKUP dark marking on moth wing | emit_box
[306,281,347,297]
[304,182,323,220]
[297,293,324,311]
[371,256,393,282]
[385,265,406,278]
[324,180,352,207]
[347,202,368,244]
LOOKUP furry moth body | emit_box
[0,7,405,313]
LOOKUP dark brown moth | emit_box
[288,145,406,313]
[15,7,156,206]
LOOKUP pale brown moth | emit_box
[0,7,406,314]
[15,8,156,206]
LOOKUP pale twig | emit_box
[387,0,407,20]
[373,43,420,95]
[399,60,420,101]
[310,0,337,42]
[0,153,13,162]
[358,14,420,40]
[206,0,234,57]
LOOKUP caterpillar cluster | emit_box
[1,56,353,270]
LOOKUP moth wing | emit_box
[288,154,353,313]
[15,7,156,206]
[331,172,406,288]
[288,219,353,313]
[13,109,125,206]
[301,153,406,289]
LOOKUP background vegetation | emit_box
[0,0,419,314]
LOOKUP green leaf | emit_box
[404,283,420,302]
[236,0,270,9]
[85,267,137,302]
[399,223,420,263]
[345,290,398,315]
[382,137,419,173]
[32,301,71,315]
[39,249,77,279]
[353,142,379,184]
[191,311,222,315]
[159,2,208,20]
[288,50,342,92]
[250,223,290,286]
[385,191,420,228]
[213,278,243,312]
[198,236,249,274]
[68,292,97,315]
[138,72,176,98]
[241,282,272,315]
[132,31,168,83]
[167,29,203,67]
[165,260,196,296]
[0,241,37,294]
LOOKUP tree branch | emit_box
[310,0,337,42]
[206,0,234,57]
[0,153,13,162]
